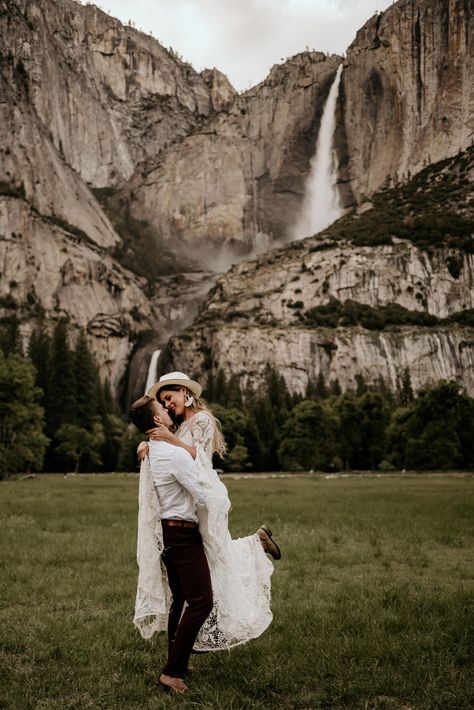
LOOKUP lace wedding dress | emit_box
[133,411,274,651]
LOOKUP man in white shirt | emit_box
[129,395,213,695]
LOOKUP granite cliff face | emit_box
[1,1,137,388]
[191,242,474,326]
[0,205,151,391]
[0,0,230,389]
[119,0,473,254]
[117,52,342,263]
[166,247,474,393]
[168,324,474,396]
[166,147,474,395]
[339,0,473,204]
[1,0,472,400]
[2,0,234,188]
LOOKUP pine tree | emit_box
[248,392,276,469]
[374,375,395,405]
[335,392,363,470]
[28,322,51,408]
[397,368,414,406]
[101,413,127,471]
[47,320,77,437]
[226,374,242,408]
[74,330,99,430]
[240,365,293,470]
[0,351,49,477]
[0,315,23,355]
[355,373,368,396]
[99,377,126,470]
[98,377,114,418]
[264,364,291,422]
[204,370,215,402]
[358,390,390,469]
[305,376,318,400]
[315,372,328,399]
[214,369,227,405]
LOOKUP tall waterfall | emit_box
[144,349,161,395]
[292,64,343,240]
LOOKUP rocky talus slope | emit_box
[165,147,474,394]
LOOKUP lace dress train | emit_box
[177,412,274,651]
[133,411,274,651]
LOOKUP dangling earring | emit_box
[184,393,194,407]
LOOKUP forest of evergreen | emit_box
[1,317,474,477]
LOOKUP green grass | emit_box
[1,474,473,709]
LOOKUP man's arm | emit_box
[171,448,207,507]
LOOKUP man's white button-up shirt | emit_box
[148,440,206,523]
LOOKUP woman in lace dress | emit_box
[136,371,280,652]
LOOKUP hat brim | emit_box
[147,378,202,400]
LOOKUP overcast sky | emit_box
[93,0,394,91]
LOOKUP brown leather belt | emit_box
[162,519,198,529]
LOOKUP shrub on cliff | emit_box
[322,145,474,252]
[304,299,439,330]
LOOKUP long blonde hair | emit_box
[158,384,227,458]
[188,393,227,459]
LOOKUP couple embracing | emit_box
[129,371,281,694]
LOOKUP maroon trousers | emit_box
[161,524,213,678]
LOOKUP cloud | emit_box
[92,0,394,91]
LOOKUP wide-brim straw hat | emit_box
[147,371,202,400]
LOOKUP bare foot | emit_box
[159,673,188,694]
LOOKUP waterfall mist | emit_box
[291,64,343,240]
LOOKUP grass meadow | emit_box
[0,473,473,710]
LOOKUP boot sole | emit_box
[258,524,281,560]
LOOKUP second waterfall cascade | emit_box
[292,63,343,240]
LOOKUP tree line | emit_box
[1,316,474,476]
[0,317,133,478]
[205,367,474,473]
